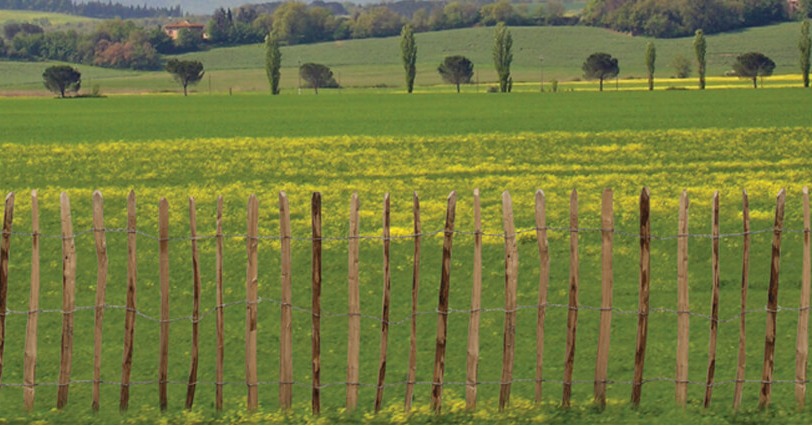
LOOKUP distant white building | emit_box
[163,20,206,41]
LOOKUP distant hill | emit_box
[112,0,380,15]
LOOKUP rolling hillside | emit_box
[0,21,806,94]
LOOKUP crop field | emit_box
[0,88,811,424]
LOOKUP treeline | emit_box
[0,19,188,70]
[0,0,181,19]
[582,0,801,37]
[204,0,578,46]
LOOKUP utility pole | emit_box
[539,55,544,92]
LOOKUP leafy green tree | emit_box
[265,33,282,95]
[733,52,775,88]
[400,24,417,94]
[438,55,474,93]
[672,54,691,78]
[582,52,619,92]
[299,62,338,94]
[165,59,204,96]
[493,22,513,93]
[801,20,811,88]
[42,65,81,98]
[351,6,404,39]
[693,29,707,90]
[645,41,656,91]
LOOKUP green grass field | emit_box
[1,21,809,95]
[0,88,811,424]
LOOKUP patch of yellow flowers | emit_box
[1,126,810,238]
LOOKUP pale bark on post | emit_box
[535,190,549,405]
[57,192,76,410]
[498,191,518,412]
[797,187,811,409]
[466,189,482,410]
[215,197,224,411]
[24,191,38,411]
[405,192,421,412]
[185,198,201,410]
[733,190,750,410]
[245,195,259,411]
[562,189,579,408]
[704,192,721,408]
[374,194,391,413]
[676,191,690,407]
[120,190,137,412]
[594,189,613,408]
[91,191,107,412]
[279,192,293,410]
[759,189,786,409]
[346,193,361,411]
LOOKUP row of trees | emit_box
[0,0,181,19]
[0,19,197,70]
[582,0,806,38]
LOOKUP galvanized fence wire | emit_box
[0,225,808,398]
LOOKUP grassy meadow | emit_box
[0,86,811,424]
[1,21,809,95]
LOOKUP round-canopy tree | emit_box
[43,65,81,98]
[582,52,619,92]
[166,59,205,96]
[732,52,776,88]
[438,55,474,93]
[299,63,339,94]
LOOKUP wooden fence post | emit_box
[759,188,786,409]
[0,192,14,385]
[120,190,137,412]
[733,190,750,410]
[594,188,613,408]
[375,193,391,413]
[405,192,421,412]
[186,197,201,410]
[245,194,259,411]
[215,197,225,411]
[91,191,107,412]
[562,189,579,408]
[631,187,651,407]
[704,192,721,408]
[279,192,293,410]
[158,198,170,411]
[346,193,361,412]
[57,192,76,410]
[535,190,549,405]
[499,190,518,412]
[676,190,690,407]
[797,187,811,410]
[431,191,456,414]
[23,191,38,411]
[312,193,322,416]
[466,189,482,410]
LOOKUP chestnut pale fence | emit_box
[0,187,809,414]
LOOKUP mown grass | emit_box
[0,89,810,144]
[0,9,98,27]
[0,87,811,423]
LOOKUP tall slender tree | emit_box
[493,22,513,93]
[265,33,282,95]
[645,42,656,91]
[801,20,811,88]
[693,29,707,90]
[400,24,417,94]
